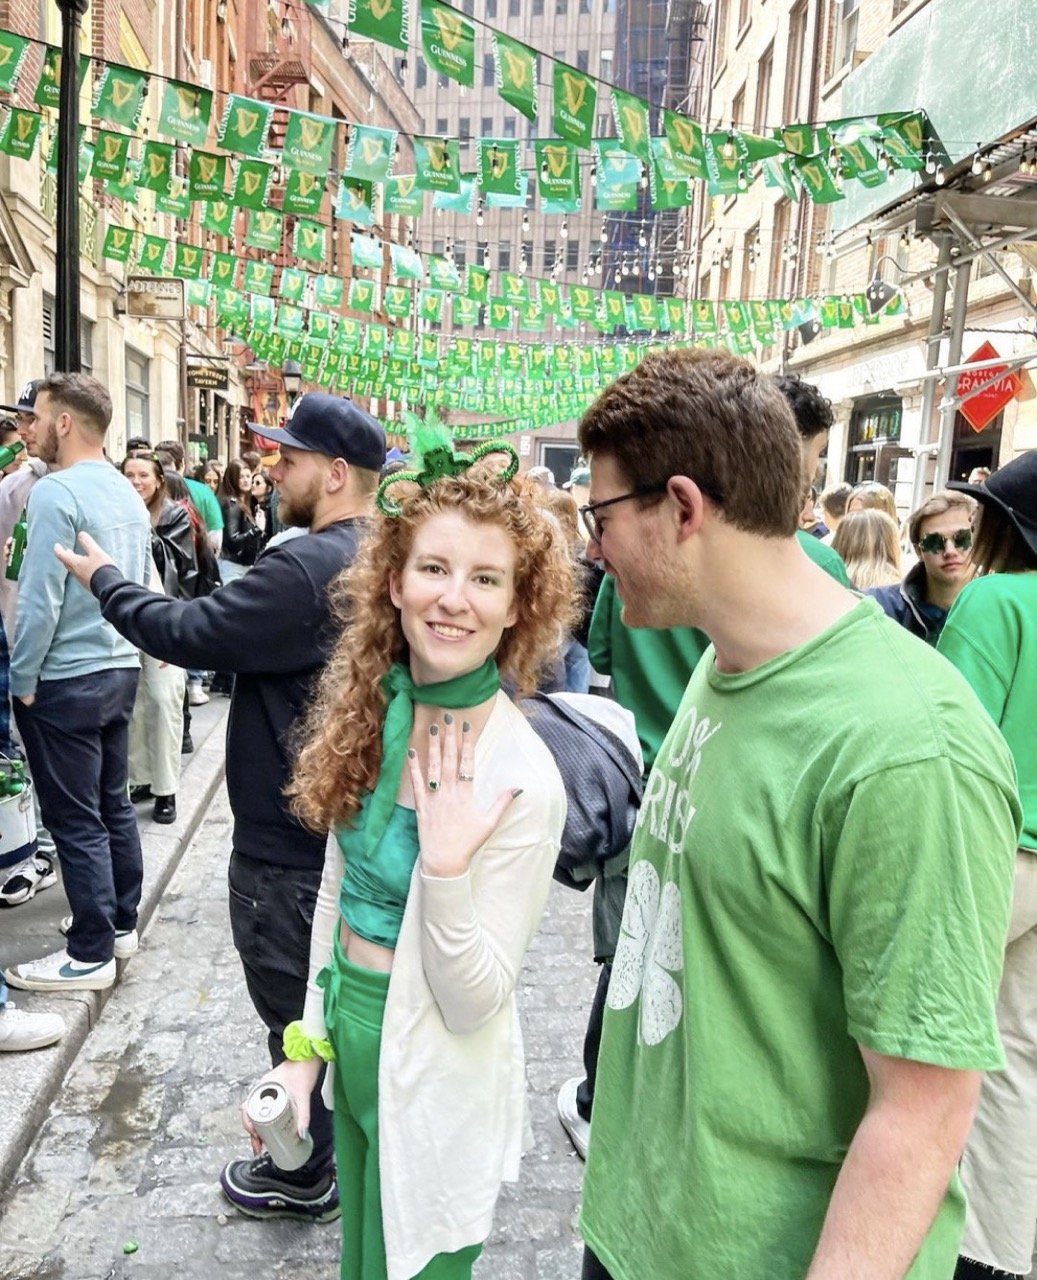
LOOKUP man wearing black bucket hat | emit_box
[48,392,387,1225]
[938,450,1037,1280]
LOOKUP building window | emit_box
[42,296,92,377]
[503,117,516,138]
[460,0,474,11]
[125,349,150,440]
[543,239,556,271]
[483,53,494,86]
[768,198,790,298]
[600,49,613,79]
[416,57,427,89]
[604,0,615,11]
[527,118,539,139]
[784,1,807,119]
[836,0,860,70]
[556,0,568,11]
[459,116,471,140]
[597,112,611,135]
[532,0,544,12]
[741,224,759,300]
[580,0,592,11]
[454,242,467,269]
[481,116,493,136]
[731,84,745,132]
[755,43,773,133]
[566,240,579,270]
[435,117,448,135]
[715,0,730,64]
[499,240,511,271]
[737,0,750,33]
[577,50,589,73]
[486,0,497,14]
[508,0,520,14]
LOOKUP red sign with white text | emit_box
[955,341,1021,432]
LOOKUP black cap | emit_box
[0,379,42,416]
[248,392,386,471]
[949,449,1037,557]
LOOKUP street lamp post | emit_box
[55,0,89,374]
[282,359,303,407]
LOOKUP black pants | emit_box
[582,1248,614,1279]
[576,959,613,1122]
[228,850,334,1183]
[14,669,142,963]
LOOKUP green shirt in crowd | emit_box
[797,526,853,586]
[938,571,1037,850]
[582,598,1020,1280]
[184,476,224,534]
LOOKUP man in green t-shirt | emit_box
[576,349,1021,1280]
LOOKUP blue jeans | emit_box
[13,669,142,963]
[564,640,592,694]
[228,850,335,1184]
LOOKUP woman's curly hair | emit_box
[288,466,578,833]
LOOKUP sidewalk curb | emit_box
[0,703,228,1199]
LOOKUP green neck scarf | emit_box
[357,657,501,857]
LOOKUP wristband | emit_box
[283,1020,335,1063]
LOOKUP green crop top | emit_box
[338,794,421,949]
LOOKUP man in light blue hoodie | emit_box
[2,373,150,993]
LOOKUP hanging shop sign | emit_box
[187,359,229,391]
[956,341,1022,432]
[125,276,186,320]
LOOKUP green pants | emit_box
[322,939,483,1280]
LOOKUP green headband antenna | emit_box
[376,410,520,517]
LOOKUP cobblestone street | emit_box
[0,785,598,1280]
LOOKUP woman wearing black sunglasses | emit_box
[938,451,1037,1280]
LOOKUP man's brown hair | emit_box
[38,372,113,436]
[906,490,975,547]
[577,348,803,537]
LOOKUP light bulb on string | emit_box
[599,223,608,244]
[924,149,937,175]
[560,219,569,239]
[971,150,984,175]
[341,32,351,54]
[720,131,736,162]
[590,163,597,186]
[639,165,649,190]
[522,211,530,235]
[476,200,484,227]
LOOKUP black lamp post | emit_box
[55,0,89,373]
[282,359,303,406]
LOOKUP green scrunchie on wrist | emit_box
[283,1020,335,1063]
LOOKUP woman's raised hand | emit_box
[406,714,521,879]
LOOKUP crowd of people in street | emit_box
[0,354,1033,1280]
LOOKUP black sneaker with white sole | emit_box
[220,1154,340,1222]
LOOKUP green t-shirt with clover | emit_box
[581,598,1020,1280]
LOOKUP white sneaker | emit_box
[557,1076,590,1160]
[0,999,65,1051]
[0,854,57,907]
[187,682,210,706]
[58,915,139,959]
[3,949,117,992]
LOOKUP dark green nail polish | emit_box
[444,713,453,725]
[462,721,471,733]
[407,748,416,759]
[429,724,439,736]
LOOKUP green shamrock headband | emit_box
[376,411,520,517]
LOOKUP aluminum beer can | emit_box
[244,1081,313,1172]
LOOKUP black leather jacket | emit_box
[219,497,264,566]
[152,499,200,601]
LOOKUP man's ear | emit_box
[667,476,710,543]
[326,457,349,492]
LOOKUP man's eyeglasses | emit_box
[579,480,723,544]
[918,528,972,555]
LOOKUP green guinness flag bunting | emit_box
[138,141,175,195]
[0,32,31,94]
[691,300,717,334]
[232,158,274,209]
[277,304,305,336]
[34,49,90,111]
[189,149,227,200]
[210,252,238,286]
[452,295,480,327]
[351,233,384,271]
[138,235,169,273]
[793,152,843,204]
[704,131,750,196]
[384,174,424,217]
[173,243,204,280]
[247,261,278,295]
[315,275,344,308]
[419,289,445,324]
[187,280,212,308]
[294,219,327,262]
[0,108,42,161]
[156,179,192,218]
[539,282,564,317]
[594,140,639,212]
[365,324,387,355]
[552,62,595,149]
[283,110,337,176]
[283,169,327,215]
[89,128,130,180]
[421,0,475,88]
[335,177,375,225]
[535,140,580,202]
[348,278,377,314]
[279,267,307,302]
[501,272,529,305]
[102,224,134,263]
[219,95,273,156]
[157,79,212,146]
[245,208,283,251]
[432,174,476,213]
[345,124,397,182]
[569,286,598,321]
[611,90,651,162]
[663,110,706,178]
[488,299,512,330]
[391,242,424,281]
[391,328,415,360]
[477,139,521,197]
[92,65,149,130]
[878,112,926,171]
[384,285,412,318]
[492,32,538,122]
[202,199,236,237]
[105,157,140,202]
[428,255,462,291]
[251,296,275,333]
[762,155,799,201]
[419,335,441,369]
[414,136,461,193]
[465,265,490,303]
[348,0,409,52]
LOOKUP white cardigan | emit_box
[301,691,567,1280]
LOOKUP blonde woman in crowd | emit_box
[832,509,902,589]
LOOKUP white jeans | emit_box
[128,654,185,798]
[959,849,1037,1274]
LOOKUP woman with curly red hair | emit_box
[245,429,577,1280]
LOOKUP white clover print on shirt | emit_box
[608,861,684,1046]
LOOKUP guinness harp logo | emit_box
[347,184,367,210]
[369,0,394,20]
[561,72,587,116]
[670,117,698,155]
[493,304,507,322]
[637,297,652,316]
[489,147,509,179]
[211,201,230,221]
[242,169,263,195]
[360,135,385,166]
[395,176,415,197]
[145,242,163,262]
[0,46,12,68]
[147,152,168,179]
[302,228,321,249]
[182,247,199,266]
[102,134,123,161]
[502,48,529,89]
[574,288,590,308]
[16,113,35,142]
[544,144,570,179]
[621,105,645,146]
[297,172,319,195]
[257,211,277,233]
[111,78,136,109]
[607,296,622,316]
[299,118,326,150]
[428,140,451,172]
[215,259,232,279]
[432,7,465,51]
[111,229,129,248]
[196,155,218,183]
[176,87,197,120]
[235,107,260,138]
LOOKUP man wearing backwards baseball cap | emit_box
[54,392,386,1225]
